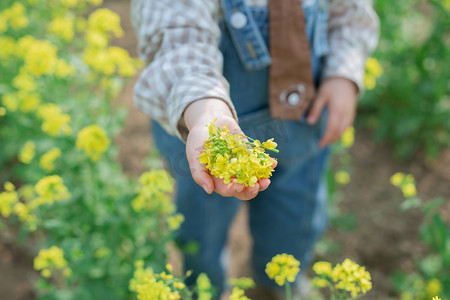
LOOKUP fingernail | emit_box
[251,190,257,196]
[236,186,244,193]
[202,184,209,194]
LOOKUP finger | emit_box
[258,178,271,192]
[236,183,260,201]
[319,111,341,148]
[212,176,245,197]
[307,95,327,125]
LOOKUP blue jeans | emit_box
[152,2,330,296]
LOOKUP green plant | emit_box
[0,0,179,299]
[358,0,450,158]
[390,173,449,300]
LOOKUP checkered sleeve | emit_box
[130,0,237,141]
[322,0,380,92]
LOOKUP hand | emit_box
[307,77,358,148]
[184,98,273,200]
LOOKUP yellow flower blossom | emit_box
[38,104,72,136]
[390,172,405,187]
[365,57,383,78]
[19,141,36,164]
[265,253,300,286]
[229,287,250,300]
[426,278,442,298]
[54,59,75,78]
[34,246,70,278]
[18,92,41,113]
[341,126,355,148]
[167,213,185,231]
[197,273,213,300]
[76,124,110,161]
[330,258,372,298]
[23,39,59,77]
[132,170,174,215]
[48,16,75,42]
[335,171,351,185]
[401,182,417,198]
[2,3,29,30]
[32,175,71,207]
[432,297,441,300]
[1,93,19,112]
[0,36,16,60]
[87,8,124,38]
[12,70,37,92]
[0,107,6,116]
[200,121,277,187]
[313,261,333,276]
[0,182,19,217]
[39,148,62,172]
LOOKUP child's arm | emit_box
[131,0,268,199]
[131,0,238,142]
[307,0,379,147]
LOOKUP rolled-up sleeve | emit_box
[131,0,237,141]
[322,0,379,92]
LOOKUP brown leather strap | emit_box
[268,0,315,120]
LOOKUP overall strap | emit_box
[269,0,315,120]
[221,0,271,71]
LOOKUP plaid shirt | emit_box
[131,0,379,140]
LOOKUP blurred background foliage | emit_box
[359,0,450,158]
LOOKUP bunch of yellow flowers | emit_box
[312,258,372,299]
[265,253,301,286]
[129,261,185,300]
[390,172,417,198]
[199,121,278,187]
[34,246,72,278]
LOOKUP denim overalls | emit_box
[152,0,330,295]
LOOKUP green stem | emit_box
[285,282,291,300]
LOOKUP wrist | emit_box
[183,98,235,131]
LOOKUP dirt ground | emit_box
[1,1,449,299]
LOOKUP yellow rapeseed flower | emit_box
[0,36,16,60]
[32,175,71,207]
[39,148,62,172]
[34,246,70,278]
[331,258,372,298]
[18,92,41,113]
[229,287,250,300]
[12,70,37,92]
[1,93,18,112]
[131,170,174,215]
[341,126,355,148]
[48,16,75,42]
[167,213,185,231]
[265,253,300,286]
[22,40,59,77]
[76,124,110,161]
[335,171,351,185]
[390,172,405,187]
[38,104,72,136]
[0,182,19,217]
[432,297,441,300]
[313,261,333,276]
[426,278,443,298]
[87,8,124,38]
[401,183,417,198]
[19,141,36,164]
[200,121,278,187]
[197,273,213,300]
